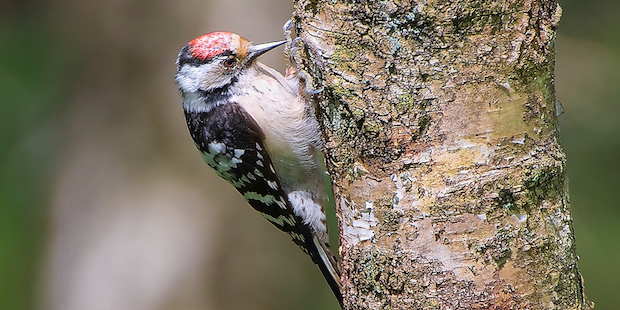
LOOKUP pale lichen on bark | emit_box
[293,0,591,309]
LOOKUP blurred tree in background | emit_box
[0,2,69,309]
[0,0,618,309]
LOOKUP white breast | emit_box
[233,62,328,238]
[233,62,323,186]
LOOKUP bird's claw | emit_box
[283,19,323,96]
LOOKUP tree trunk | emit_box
[293,0,593,309]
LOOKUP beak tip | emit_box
[246,40,286,62]
[249,40,286,54]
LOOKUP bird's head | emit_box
[175,32,285,94]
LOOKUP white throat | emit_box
[181,91,220,113]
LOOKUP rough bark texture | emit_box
[293,0,592,309]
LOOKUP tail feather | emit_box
[311,236,343,307]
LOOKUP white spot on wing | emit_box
[261,213,297,227]
[234,149,245,158]
[208,142,227,154]
[267,180,278,190]
[289,232,306,243]
[200,151,217,169]
[275,199,287,209]
[261,213,284,226]
[243,192,276,204]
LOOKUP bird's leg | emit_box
[283,19,323,95]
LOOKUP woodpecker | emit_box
[174,31,342,305]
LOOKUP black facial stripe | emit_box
[196,75,238,100]
[220,50,235,57]
[177,45,209,67]
[177,45,237,68]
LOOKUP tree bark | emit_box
[293,0,593,309]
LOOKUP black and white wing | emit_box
[184,103,342,305]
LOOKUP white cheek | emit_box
[175,65,204,93]
[175,63,234,93]
[200,70,234,91]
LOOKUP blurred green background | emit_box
[0,0,617,309]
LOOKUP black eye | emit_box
[223,58,237,67]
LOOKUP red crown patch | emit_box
[188,32,236,61]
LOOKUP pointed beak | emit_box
[247,40,286,63]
